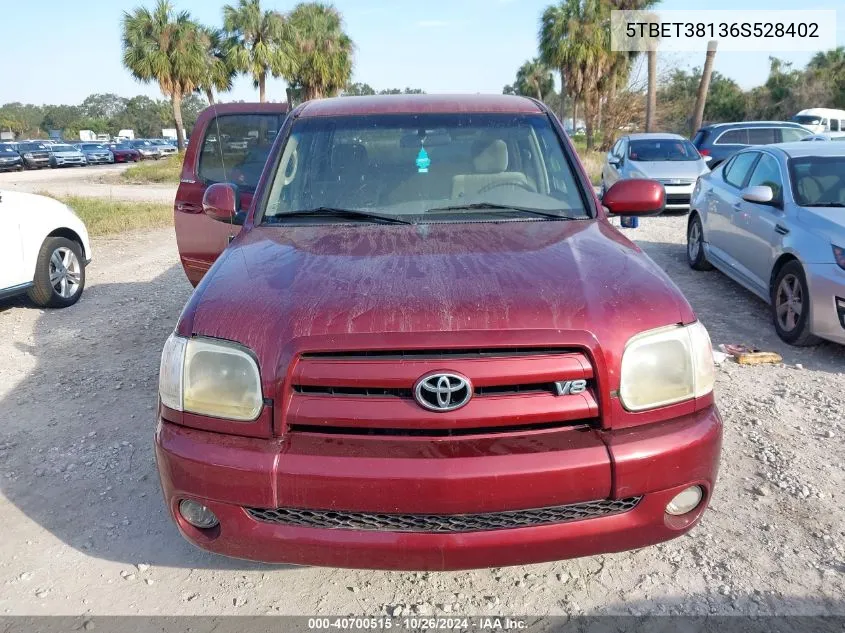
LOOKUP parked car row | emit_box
[0,137,177,169]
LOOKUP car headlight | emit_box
[619,322,715,411]
[833,245,845,270]
[159,333,263,421]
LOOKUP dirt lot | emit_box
[0,164,176,202]
[0,216,843,617]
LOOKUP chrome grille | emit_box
[245,498,641,533]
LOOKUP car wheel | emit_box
[27,237,86,309]
[686,214,713,271]
[771,261,820,346]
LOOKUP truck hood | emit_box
[183,220,695,380]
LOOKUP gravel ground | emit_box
[0,215,843,617]
[0,164,176,202]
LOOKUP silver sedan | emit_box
[687,142,845,345]
[602,133,710,212]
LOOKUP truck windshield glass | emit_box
[628,139,700,162]
[792,115,822,125]
[262,113,589,222]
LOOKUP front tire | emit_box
[687,214,713,271]
[27,237,86,308]
[771,261,819,346]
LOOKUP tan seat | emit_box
[451,139,529,200]
[797,176,822,205]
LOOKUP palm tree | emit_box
[122,0,205,149]
[539,0,580,123]
[199,27,236,105]
[515,58,554,101]
[691,40,718,136]
[223,0,291,102]
[287,3,354,101]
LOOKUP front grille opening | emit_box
[294,382,568,398]
[245,497,641,533]
[300,347,576,361]
[288,419,598,437]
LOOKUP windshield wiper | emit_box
[426,202,581,220]
[805,202,845,207]
[268,207,414,225]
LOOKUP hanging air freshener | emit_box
[415,146,431,173]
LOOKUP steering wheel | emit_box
[477,180,535,194]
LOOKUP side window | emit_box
[781,127,810,142]
[715,129,748,145]
[724,152,758,188]
[619,139,628,159]
[692,129,707,146]
[610,140,621,157]
[198,113,282,190]
[831,119,840,132]
[746,154,783,201]
[747,128,776,145]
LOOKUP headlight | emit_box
[159,333,263,421]
[833,245,845,270]
[619,322,715,411]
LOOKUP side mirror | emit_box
[203,182,242,224]
[740,185,775,204]
[603,179,665,216]
[702,155,713,163]
[608,155,621,167]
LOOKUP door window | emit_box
[715,128,747,145]
[746,154,783,201]
[747,128,776,145]
[198,114,283,190]
[780,127,811,142]
[831,119,840,132]
[724,152,758,188]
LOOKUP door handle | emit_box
[731,202,742,211]
[176,202,203,214]
[775,224,790,235]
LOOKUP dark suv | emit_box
[16,141,52,169]
[692,121,811,168]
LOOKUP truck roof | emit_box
[297,94,544,118]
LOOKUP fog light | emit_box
[179,499,219,529]
[665,486,703,516]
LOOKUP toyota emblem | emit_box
[413,372,473,412]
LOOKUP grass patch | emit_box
[120,153,183,184]
[43,195,172,236]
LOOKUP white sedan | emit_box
[0,191,92,308]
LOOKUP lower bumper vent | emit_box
[245,497,641,533]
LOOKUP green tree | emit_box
[808,46,845,107]
[198,27,236,105]
[223,0,290,102]
[343,82,376,96]
[287,3,354,101]
[514,58,554,100]
[81,94,129,119]
[539,0,581,123]
[122,0,206,149]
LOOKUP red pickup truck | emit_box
[159,95,721,570]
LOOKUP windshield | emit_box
[0,146,16,154]
[19,143,46,151]
[51,145,75,152]
[790,156,845,206]
[792,115,822,125]
[262,113,589,223]
[628,139,701,162]
[81,144,104,150]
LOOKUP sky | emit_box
[2,0,844,106]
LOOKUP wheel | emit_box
[27,237,86,308]
[686,214,713,271]
[771,261,820,346]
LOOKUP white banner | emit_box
[611,10,838,52]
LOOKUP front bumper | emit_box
[807,263,845,345]
[0,160,22,171]
[156,405,722,570]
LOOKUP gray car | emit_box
[48,144,87,167]
[602,133,710,212]
[687,142,845,346]
[76,143,114,165]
